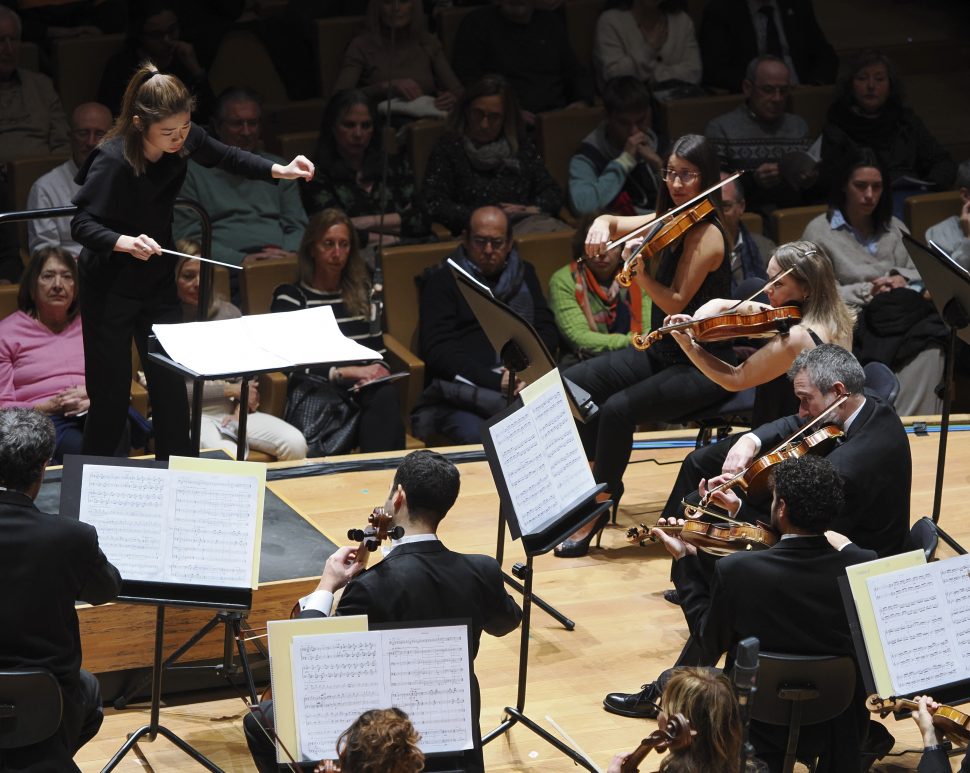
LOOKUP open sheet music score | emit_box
[75,456,264,590]
[287,624,474,762]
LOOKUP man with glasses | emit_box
[411,205,559,445]
[706,55,818,214]
[26,102,112,257]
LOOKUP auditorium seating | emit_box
[273,130,320,162]
[434,5,475,62]
[564,0,605,82]
[50,33,125,112]
[0,284,17,320]
[535,106,603,192]
[742,212,765,235]
[770,204,827,245]
[789,84,836,138]
[209,30,287,103]
[314,16,366,98]
[516,229,577,294]
[659,93,743,145]
[5,154,71,259]
[239,256,299,315]
[905,191,962,244]
[406,119,447,190]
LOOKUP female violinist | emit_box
[664,240,856,427]
[558,134,733,557]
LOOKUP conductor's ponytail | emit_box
[105,61,196,176]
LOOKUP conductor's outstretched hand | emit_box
[273,155,315,182]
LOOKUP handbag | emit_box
[284,374,360,456]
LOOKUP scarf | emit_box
[454,245,534,322]
[462,136,521,173]
[570,260,643,334]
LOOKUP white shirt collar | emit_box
[382,532,439,557]
[841,397,866,434]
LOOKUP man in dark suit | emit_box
[911,695,970,772]
[699,0,838,93]
[244,450,522,772]
[0,408,122,771]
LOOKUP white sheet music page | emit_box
[867,554,970,694]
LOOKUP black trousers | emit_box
[661,431,743,519]
[79,265,191,460]
[356,381,405,453]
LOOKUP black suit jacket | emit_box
[749,395,911,557]
[919,748,970,772]
[699,0,838,92]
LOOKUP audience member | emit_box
[698,0,838,93]
[174,253,307,461]
[718,174,775,298]
[706,56,816,214]
[910,695,970,773]
[549,218,650,365]
[98,2,216,123]
[422,75,567,236]
[26,102,112,257]
[451,0,594,118]
[0,6,70,165]
[333,0,461,119]
[0,186,21,284]
[271,209,405,455]
[925,158,970,269]
[411,205,558,444]
[0,407,121,769]
[592,0,701,93]
[301,90,430,250]
[820,51,956,215]
[803,147,945,415]
[568,76,663,217]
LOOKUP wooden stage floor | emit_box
[77,420,970,772]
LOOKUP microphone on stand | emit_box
[734,636,759,773]
[369,260,384,338]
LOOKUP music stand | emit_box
[448,260,598,631]
[901,234,970,554]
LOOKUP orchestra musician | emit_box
[243,450,522,772]
[910,695,970,772]
[558,133,734,557]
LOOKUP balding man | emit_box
[27,101,112,256]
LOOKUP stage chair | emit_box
[514,230,578,296]
[50,33,125,112]
[769,204,827,245]
[209,30,287,103]
[239,256,299,316]
[406,118,447,191]
[788,84,836,138]
[904,190,961,244]
[0,669,63,751]
[741,211,764,236]
[314,16,366,98]
[907,516,939,562]
[535,106,604,192]
[0,285,18,321]
[434,5,475,62]
[749,652,856,773]
[659,93,743,146]
[564,0,605,79]
[862,361,899,408]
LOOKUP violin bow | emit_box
[726,267,795,312]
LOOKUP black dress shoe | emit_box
[663,589,681,605]
[603,682,660,719]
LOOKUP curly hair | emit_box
[770,455,844,534]
[337,708,424,773]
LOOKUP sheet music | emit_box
[867,554,970,694]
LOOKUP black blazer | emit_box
[699,0,838,92]
[920,748,970,772]
[749,395,911,557]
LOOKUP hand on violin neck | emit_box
[911,695,942,746]
[317,545,364,593]
[650,526,695,560]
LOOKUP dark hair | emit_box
[835,50,902,114]
[392,450,460,526]
[19,247,80,322]
[956,158,970,191]
[826,146,892,233]
[214,86,263,125]
[297,209,370,317]
[770,455,844,534]
[448,74,523,154]
[602,76,652,116]
[788,343,865,395]
[337,708,424,773]
[657,134,722,215]
[314,89,385,182]
[0,408,55,492]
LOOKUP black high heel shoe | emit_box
[554,510,610,558]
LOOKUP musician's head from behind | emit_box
[462,205,513,280]
[768,455,845,536]
[0,408,56,499]
[336,707,424,773]
[386,450,461,532]
[788,343,865,424]
[658,668,743,772]
[658,134,721,214]
[298,208,370,317]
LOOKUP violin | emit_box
[631,305,802,351]
[628,519,778,557]
[620,713,696,772]
[866,694,970,745]
[736,424,844,503]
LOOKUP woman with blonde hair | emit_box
[72,61,313,460]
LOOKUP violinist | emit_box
[664,240,856,427]
[243,450,521,773]
[611,456,876,772]
[558,134,733,558]
[910,695,970,772]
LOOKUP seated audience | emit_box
[301,90,430,250]
[569,76,663,217]
[174,253,307,461]
[27,102,112,257]
[706,56,816,214]
[0,248,92,462]
[803,147,945,415]
[910,695,970,773]
[718,174,776,298]
[549,219,651,365]
[698,0,838,93]
[451,0,593,118]
[0,6,70,165]
[592,0,701,93]
[422,75,567,236]
[98,2,216,122]
[925,158,970,269]
[333,0,461,119]
[271,209,405,455]
[0,407,121,769]
[412,205,558,445]
[820,51,956,215]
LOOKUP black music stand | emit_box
[479,397,608,770]
[901,234,970,555]
[449,260,598,631]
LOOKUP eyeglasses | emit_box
[470,236,507,250]
[662,168,700,184]
[221,119,260,130]
[754,84,791,97]
[71,129,107,141]
[468,108,503,125]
